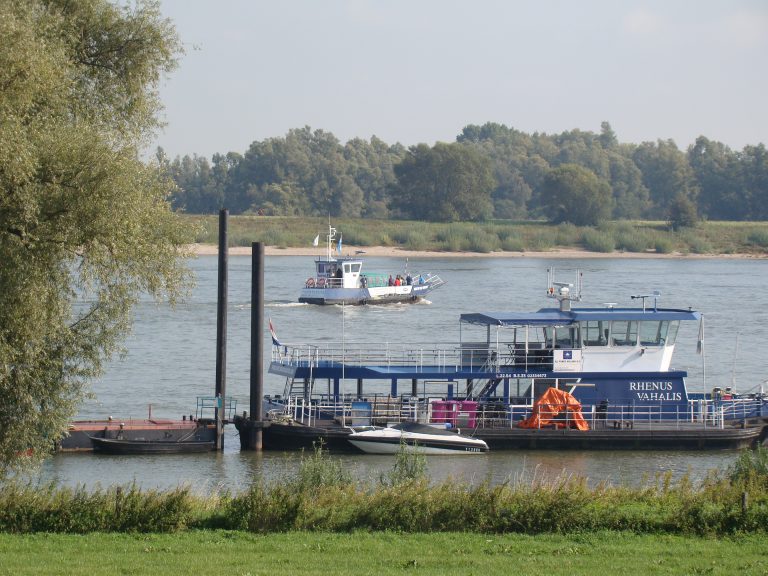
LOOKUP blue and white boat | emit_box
[298,224,444,305]
[260,269,768,451]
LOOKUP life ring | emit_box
[305,277,315,288]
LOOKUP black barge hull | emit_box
[258,421,765,452]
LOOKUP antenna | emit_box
[631,290,661,312]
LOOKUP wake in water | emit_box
[234,301,309,310]
[268,301,309,308]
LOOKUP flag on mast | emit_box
[696,316,704,355]
[268,317,282,347]
[337,234,342,254]
[312,234,319,247]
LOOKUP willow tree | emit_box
[0,0,190,474]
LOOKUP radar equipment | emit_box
[546,268,583,311]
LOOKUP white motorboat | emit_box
[347,422,489,454]
[298,224,444,305]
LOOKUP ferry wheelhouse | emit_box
[266,270,767,450]
[298,224,444,305]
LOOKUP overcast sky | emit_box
[152,0,767,159]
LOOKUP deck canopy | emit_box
[460,307,700,327]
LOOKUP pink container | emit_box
[457,400,478,428]
[430,400,460,425]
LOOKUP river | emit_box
[37,254,767,491]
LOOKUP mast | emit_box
[326,221,337,261]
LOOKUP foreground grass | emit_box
[1,530,767,576]
[187,215,768,255]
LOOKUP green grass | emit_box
[185,215,768,255]
[1,531,767,576]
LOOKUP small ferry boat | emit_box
[298,224,444,305]
[245,269,768,451]
[348,422,489,454]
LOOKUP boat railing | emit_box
[271,394,762,431]
[196,396,237,421]
[271,342,558,373]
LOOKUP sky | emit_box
[151,0,768,159]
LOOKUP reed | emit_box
[0,482,196,533]
[2,447,768,535]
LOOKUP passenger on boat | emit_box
[388,275,394,286]
[406,274,412,285]
[395,276,401,286]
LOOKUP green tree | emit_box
[540,164,613,226]
[668,193,699,230]
[0,0,188,474]
[688,137,741,220]
[632,140,697,219]
[391,142,495,222]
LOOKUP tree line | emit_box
[163,122,768,226]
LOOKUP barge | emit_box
[59,396,235,452]
[248,269,768,452]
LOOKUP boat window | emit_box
[351,264,361,273]
[581,321,608,347]
[610,320,638,346]
[639,321,670,346]
[343,264,351,274]
[318,263,328,275]
[666,321,680,346]
[554,326,579,348]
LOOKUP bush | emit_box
[379,441,428,487]
[654,238,674,254]
[728,445,768,489]
[582,229,615,252]
[747,230,768,248]
[616,229,653,252]
[466,230,501,253]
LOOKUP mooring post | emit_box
[245,241,265,450]
[215,209,228,451]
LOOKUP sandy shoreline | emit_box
[189,244,764,259]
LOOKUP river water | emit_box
[37,254,767,491]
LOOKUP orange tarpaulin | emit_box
[517,387,590,431]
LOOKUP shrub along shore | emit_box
[187,215,768,257]
[2,446,766,535]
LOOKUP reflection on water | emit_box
[37,428,740,492]
[31,256,762,491]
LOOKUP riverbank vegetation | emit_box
[189,215,768,256]
[165,123,768,227]
[2,446,766,535]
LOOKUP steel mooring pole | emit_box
[214,209,228,451]
[246,241,265,450]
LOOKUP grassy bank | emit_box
[2,447,767,536]
[2,531,767,576]
[186,215,768,255]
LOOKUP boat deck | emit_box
[60,418,216,452]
